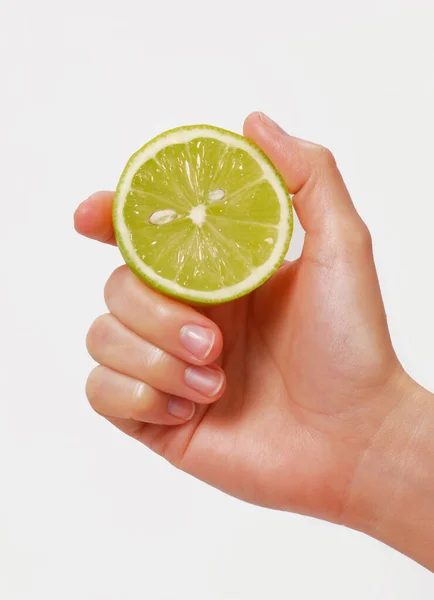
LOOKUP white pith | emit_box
[115,127,291,302]
[189,204,206,226]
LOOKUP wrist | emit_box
[343,372,434,570]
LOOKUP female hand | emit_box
[75,112,434,571]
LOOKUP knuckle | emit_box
[350,221,373,253]
[143,345,167,370]
[153,300,171,322]
[130,381,155,421]
[312,145,337,171]
[85,366,105,412]
[104,265,129,307]
[338,220,373,261]
[86,313,113,356]
[105,264,171,329]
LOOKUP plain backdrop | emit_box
[1,0,433,598]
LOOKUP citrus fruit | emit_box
[113,125,293,304]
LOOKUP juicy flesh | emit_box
[123,137,281,292]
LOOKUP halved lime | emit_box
[113,125,293,304]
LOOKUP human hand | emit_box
[75,112,434,571]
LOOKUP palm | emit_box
[132,234,397,521]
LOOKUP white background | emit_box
[1,0,433,598]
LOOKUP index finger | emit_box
[74,191,117,245]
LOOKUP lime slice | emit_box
[113,125,293,304]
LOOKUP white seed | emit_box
[208,189,225,203]
[149,209,178,225]
[264,237,274,245]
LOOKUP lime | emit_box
[113,125,293,304]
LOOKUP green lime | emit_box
[113,125,293,304]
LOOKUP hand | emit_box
[75,112,434,571]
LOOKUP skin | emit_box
[75,112,434,572]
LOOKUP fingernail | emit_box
[167,397,196,420]
[185,366,224,397]
[258,112,286,133]
[180,325,215,359]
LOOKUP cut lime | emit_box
[113,125,293,304]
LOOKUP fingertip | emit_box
[184,365,226,404]
[200,320,224,364]
[244,111,287,140]
[206,366,227,403]
[73,191,117,245]
[244,112,273,146]
[243,112,313,200]
[243,112,359,236]
[210,324,224,363]
[73,198,92,234]
[179,321,224,366]
[167,396,196,421]
[243,111,262,134]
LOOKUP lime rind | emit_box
[113,125,293,304]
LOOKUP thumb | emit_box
[243,112,367,243]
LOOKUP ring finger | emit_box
[86,365,196,424]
